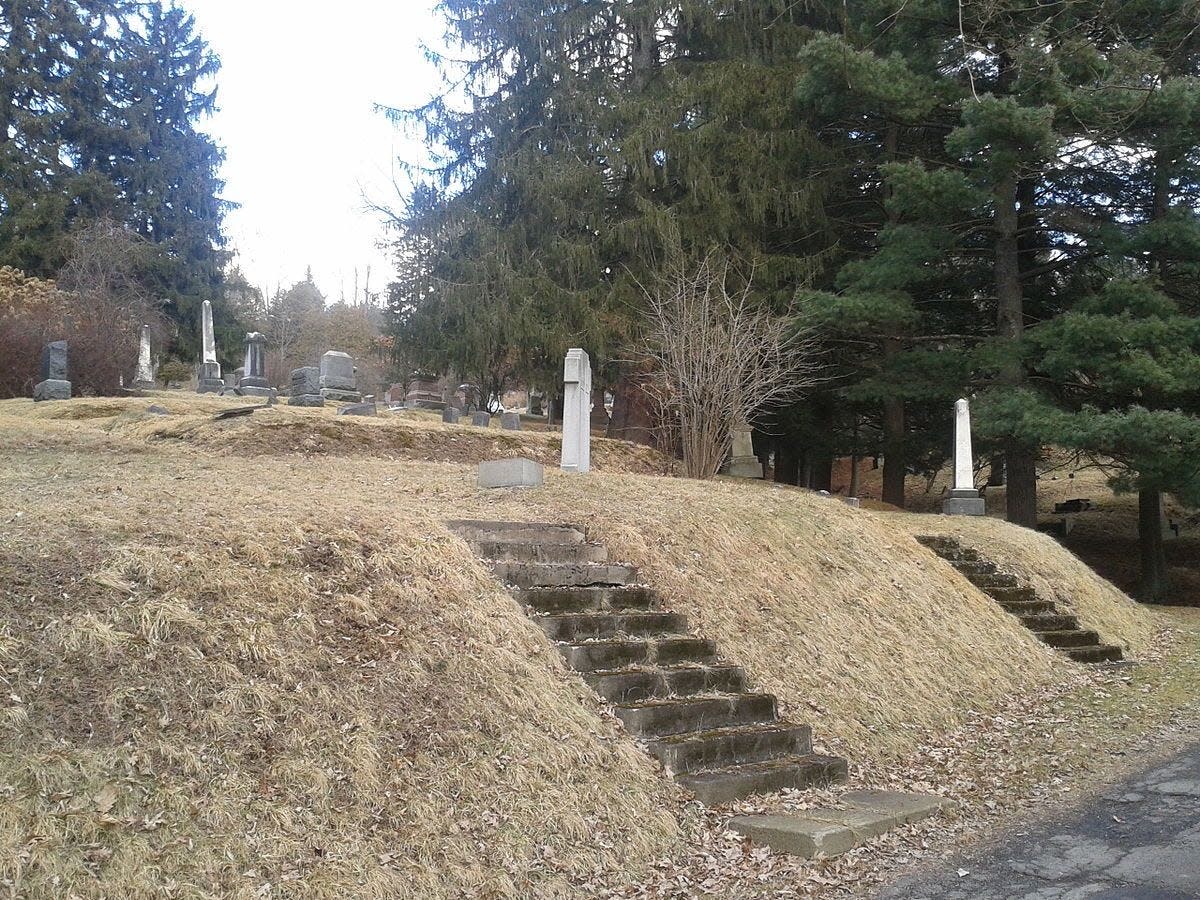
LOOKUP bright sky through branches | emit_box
[190,0,441,304]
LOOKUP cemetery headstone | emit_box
[319,351,362,403]
[471,411,491,427]
[288,366,324,407]
[560,348,591,473]
[238,332,275,398]
[478,457,544,489]
[726,423,763,478]
[133,325,155,389]
[442,407,461,424]
[33,340,71,401]
[405,372,446,410]
[196,300,224,393]
[501,410,522,431]
[528,390,545,416]
[943,398,986,516]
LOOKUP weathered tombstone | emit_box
[319,351,362,403]
[386,383,406,404]
[238,332,275,398]
[500,410,522,431]
[726,423,763,478]
[288,366,324,407]
[943,398,986,516]
[132,325,155,389]
[528,390,545,417]
[478,457,544,489]
[560,348,591,473]
[33,340,71,401]
[336,402,377,417]
[405,372,445,410]
[442,407,461,424]
[455,383,480,413]
[471,411,491,427]
[196,300,224,393]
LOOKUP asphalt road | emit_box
[879,739,1200,899]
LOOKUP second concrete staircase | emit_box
[449,519,849,805]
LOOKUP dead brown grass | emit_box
[0,395,1165,897]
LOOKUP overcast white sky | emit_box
[190,1,442,305]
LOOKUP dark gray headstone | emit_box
[288,366,323,406]
[320,351,356,391]
[471,411,491,427]
[501,411,521,431]
[442,407,461,424]
[41,340,68,381]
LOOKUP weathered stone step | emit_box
[560,637,717,672]
[536,611,687,642]
[649,723,813,774]
[997,598,1056,615]
[968,572,1020,590]
[490,561,639,588]
[514,586,657,614]
[951,559,997,576]
[615,693,777,738]
[1069,644,1124,663]
[677,754,849,805]
[448,519,584,545]
[585,664,746,704]
[1036,629,1102,649]
[471,540,608,564]
[1019,612,1079,632]
[989,586,1039,604]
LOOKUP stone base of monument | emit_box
[288,394,325,407]
[727,456,763,478]
[479,457,543,489]
[33,379,71,401]
[943,489,986,516]
[239,386,277,399]
[196,378,224,394]
[321,388,362,403]
[406,394,445,410]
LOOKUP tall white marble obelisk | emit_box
[196,300,224,393]
[132,324,155,388]
[943,398,985,515]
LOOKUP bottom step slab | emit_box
[728,790,956,858]
[678,753,848,805]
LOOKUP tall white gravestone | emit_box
[943,398,986,516]
[196,300,223,393]
[133,324,155,388]
[560,348,591,474]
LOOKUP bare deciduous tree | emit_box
[637,253,825,479]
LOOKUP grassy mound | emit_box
[0,394,1160,895]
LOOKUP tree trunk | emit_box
[774,439,799,485]
[881,395,906,507]
[987,455,1006,487]
[1138,489,1170,604]
[996,171,1038,527]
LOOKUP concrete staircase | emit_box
[916,535,1124,664]
[449,519,849,804]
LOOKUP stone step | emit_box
[1069,644,1124,664]
[1019,612,1079,632]
[951,559,997,576]
[536,611,687,642]
[560,637,718,672]
[968,572,1020,590]
[584,665,745,703]
[514,585,658,614]
[490,561,639,588]
[648,723,813,774]
[1036,629,1102,649]
[915,535,959,552]
[677,754,849,805]
[615,693,777,738]
[989,586,1039,604]
[447,519,584,545]
[997,597,1056,615]
[471,540,608,564]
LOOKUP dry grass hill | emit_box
[0,394,1182,898]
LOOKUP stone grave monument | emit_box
[442,407,461,424]
[33,340,71,401]
[560,348,591,473]
[943,398,986,516]
[288,366,323,407]
[471,410,491,427]
[501,410,521,431]
[405,373,445,410]
[238,332,275,398]
[726,422,763,478]
[479,457,544,489]
[196,300,224,393]
[132,325,155,389]
[319,351,362,403]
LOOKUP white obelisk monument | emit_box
[196,300,224,393]
[560,348,591,473]
[133,324,155,388]
[943,398,985,515]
